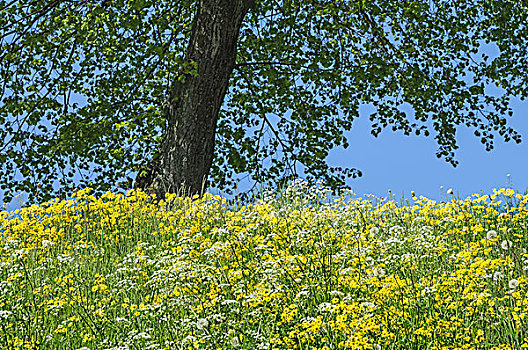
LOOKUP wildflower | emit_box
[132,332,151,340]
[501,240,513,250]
[447,188,453,195]
[295,290,309,299]
[361,302,375,310]
[318,302,334,313]
[230,337,240,347]
[373,267,385,277]
[196,318,209,330]
[329,290,344,297]
[509,279,519,290]
[391,225,404,234]
[420,286,437,296]
[493,271,503,282]
[487,230,498,239]
[369,226,379,236]
[0,310,12,320]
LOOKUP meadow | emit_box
[0,180,527,350]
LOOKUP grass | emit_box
[0,180,527,350]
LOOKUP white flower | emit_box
[493,271,503,282]
[78,348,91,350]
[487,230,498,239]
[132,332,151,340]
[501,240,513,250]
[318,302,334,313]
[0,310,12,320]
[447,188,453,195]
[196,318,209,330]
[509,279,519,290]
[230,337,240,347]
[391,225,404,234]
[360,301,375,310]
[373,267,385,277]
[295,290,309,299]
[420,286,437,296]
[103,346,130,350]
[369,227,380,236]
[329,290,344,297]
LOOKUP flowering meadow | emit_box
[1,181,528,350]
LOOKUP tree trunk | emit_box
[135,0,254,200]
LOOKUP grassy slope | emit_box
[0,183,527,350]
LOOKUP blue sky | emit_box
[326,96,528,202]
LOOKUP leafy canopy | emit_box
[1,0,527,204]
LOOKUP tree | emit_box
[1,0,527,204]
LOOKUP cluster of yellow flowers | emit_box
[0,184,527,349]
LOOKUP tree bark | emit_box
[135,0,254,200]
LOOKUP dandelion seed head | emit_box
[196,318,209,330]
[509,279,519,290]
[501,240,513,250]
[373,267,385,277]
[493,271,503,282]
[230,337,240,347]
[487,230,498,239]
